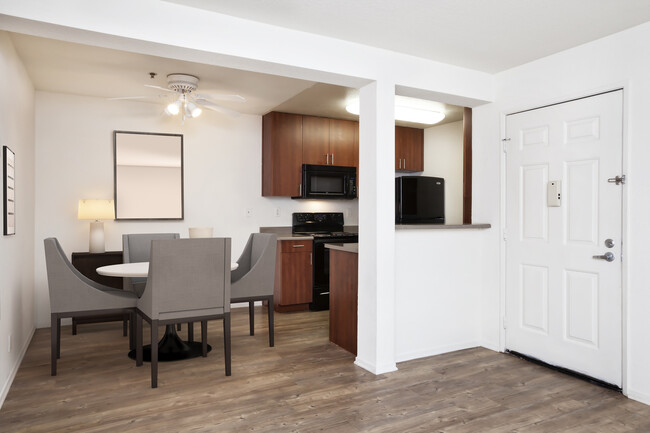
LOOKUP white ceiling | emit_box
[167,0,650,73]
[8,2,650,127]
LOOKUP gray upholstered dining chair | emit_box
[231,233,277,347]
[122,233,180,297]
[135,238,232,388]
[44,238,138,376]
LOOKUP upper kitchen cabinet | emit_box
[303,115,358,167]
[395,126,424,172]
[262,112,303,197]
[329,118,358,167]
[302,116,330,165]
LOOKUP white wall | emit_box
[474,21,650,403]
[423,121,463,224]
[395,228,484,362]
[33,92,359,328]
[0,32,35,405]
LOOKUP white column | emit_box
[356,80,397,374]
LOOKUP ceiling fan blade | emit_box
[144,84,176,93]
[107,96,151,100]
[195,93,246,102]
[195,98,241,117]
[107,94,170,101]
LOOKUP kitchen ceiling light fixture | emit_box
[345,97,446,125]
[109,73,245,124]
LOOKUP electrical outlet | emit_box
[246,208,253,218]
[275,207,281,217]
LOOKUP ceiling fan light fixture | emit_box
[186,101,202,118]
[165,100,181,116]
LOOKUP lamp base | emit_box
[89,221,105,254]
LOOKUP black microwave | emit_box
[295,164,357,199]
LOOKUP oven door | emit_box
[310,236,358,311]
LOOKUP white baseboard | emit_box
[395,341,480,363]
[354,357,398,375]
[479,340,501,353]
[626,388,650,406]
[0,326,35,409]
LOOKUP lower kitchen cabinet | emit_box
[274,239,313,313]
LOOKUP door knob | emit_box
[604,238,615,248]
[593,252,615,262]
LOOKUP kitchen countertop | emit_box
[396,223,491,230]
[259,226,359,241]
[324,243,358,254]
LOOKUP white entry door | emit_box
[505,90,623,386]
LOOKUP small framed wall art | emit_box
[3,146,15,235]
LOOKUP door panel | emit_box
[505,90,623,386]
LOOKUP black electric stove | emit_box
[292,213,358,311]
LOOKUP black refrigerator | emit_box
[395,176,445,224]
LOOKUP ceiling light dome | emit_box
[345,97,445,125]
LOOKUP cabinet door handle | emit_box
[403,158,406,169]
[293,244,305,248]
[299,184,302,196]
[326,154,329,165]
[310,252,312,265]
[331,153,334,165]
[398,158,402,169]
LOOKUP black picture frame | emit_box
[3,145,15,235]
[113,130,184,220]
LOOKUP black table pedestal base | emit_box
[128,324,211,362]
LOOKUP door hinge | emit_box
[607,174,626,185]
[502,138,510,153]
[502,229,508,242]
[502,316,508,329]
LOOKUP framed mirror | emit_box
[114,131,184,220]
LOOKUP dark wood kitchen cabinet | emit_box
[302,116,330,165]
[274,239,313,313]
[70,251,127,335]
[395,125,424,172]
[303,116,358,167]
[262,112,303,197]
[329,118,358,167]
[262,112,359,196]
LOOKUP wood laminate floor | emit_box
[1,308,649,432]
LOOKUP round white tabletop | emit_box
[97,261,239,278]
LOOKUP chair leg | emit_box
[123,314,128,337]
[56,317,61,359]
[177,323,181,331]
[151,320,159,388]
[136,313,143,367]
[51,314,58,376]
[268,296,274,347]
[188,322,194,342]
[248,301,255,336]
[71,318,77,336]
[201,320,208,357]
[223,313,231,376]
[129,311,136,351]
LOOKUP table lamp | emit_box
[78,199,115,253]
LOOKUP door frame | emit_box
[498,83,630,395]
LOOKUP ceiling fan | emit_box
[110,73,246,124]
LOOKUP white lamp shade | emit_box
[78,199,115,220]
[189,227,213,238]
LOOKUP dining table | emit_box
[97,261,239,363]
